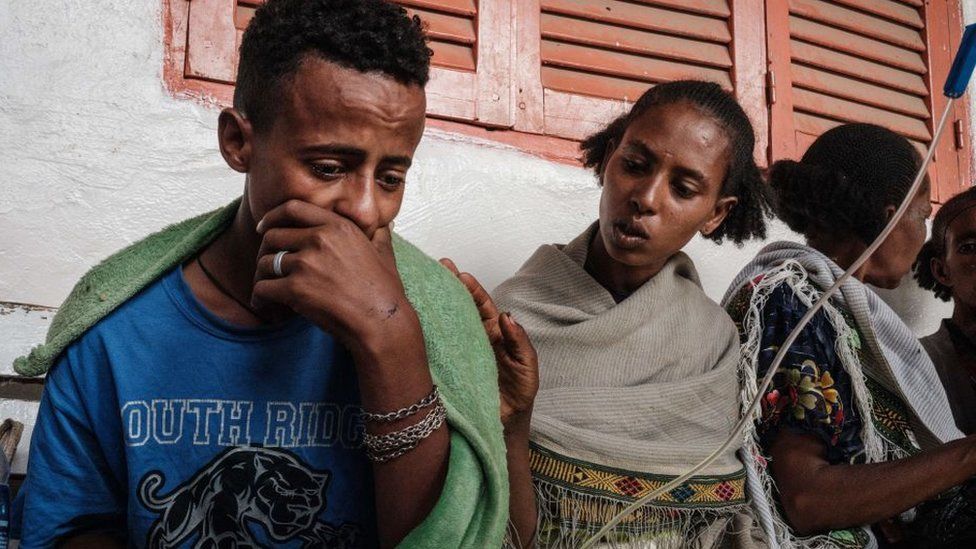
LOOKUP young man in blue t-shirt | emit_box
[13,0,537,547]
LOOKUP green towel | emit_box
[14,199,509,547]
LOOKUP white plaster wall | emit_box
[0,0,957,349]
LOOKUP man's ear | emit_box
[701,196,738,237]
[932,255,952,289]
[218,108,253,173]
[884,204,897,221]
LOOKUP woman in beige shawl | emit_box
[448,81,774,548]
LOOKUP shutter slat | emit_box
[795,112,927,155]
[541,0,732,44]
[790,0,925,51]
[541,41,733,91]
[399,2,477,73]
[829,0,923,29]
[795,129,820,154]
[407,8,475,45]
[793,112,840,137]
[541,13,732,69]
[542,66,654,102]
[235,4,256,30]
[792,88,931,141]
[397,0,476,17]
[428,41,476,72]
[790,16,925,74]
[792,64,929,118]
[791,40,928,96]
[628,0,730,18]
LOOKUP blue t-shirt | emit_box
[15,266,376,548]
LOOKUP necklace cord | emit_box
[195,254,265,321]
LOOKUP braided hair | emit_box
[580,80,770,245]
[768,123,922,245]
[913,187,976,301]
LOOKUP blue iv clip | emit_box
[945,23,976,98]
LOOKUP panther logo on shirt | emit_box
[138,446,359,548]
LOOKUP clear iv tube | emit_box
[580,98,957,549]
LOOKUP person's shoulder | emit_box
[921,321,953,361]
[725,266,813,328]
[56,270,176,370]
[669,254,739,334]
[87,267,177,331]
[15,202,238,377]
[740,262,811,306]
[491,244,559,299]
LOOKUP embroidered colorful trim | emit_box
[864,376,921,457]
[840,309,922,457]
[529,443,747,508]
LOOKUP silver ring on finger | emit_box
[272,250,289,278]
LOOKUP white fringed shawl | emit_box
[722,241,963,549]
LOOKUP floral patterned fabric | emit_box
[745,281,976,546]
[755,283,865,463]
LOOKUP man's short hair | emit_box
[234,0,432,132]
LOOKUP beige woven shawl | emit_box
[494,224,765,548]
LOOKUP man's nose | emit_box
[333,173,381,237]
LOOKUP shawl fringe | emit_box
[531,477,754,549]
[735,262,890,549]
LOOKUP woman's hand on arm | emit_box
[768,429,976,535]
[440,258,539,547]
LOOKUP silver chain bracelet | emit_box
[360,385,440,424]
[363,400,446,463]
[365,403,444,452]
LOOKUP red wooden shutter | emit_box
[397,0,512,126]
[766,0,970,202]
[512,0,769,159]
[927,0,972,202]
[171,0,511,126]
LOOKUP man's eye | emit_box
[623,158,645,174]
[671,180,696,199]
[310,163,343,178]
[959,242,976,254]
[379,174,405,189]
